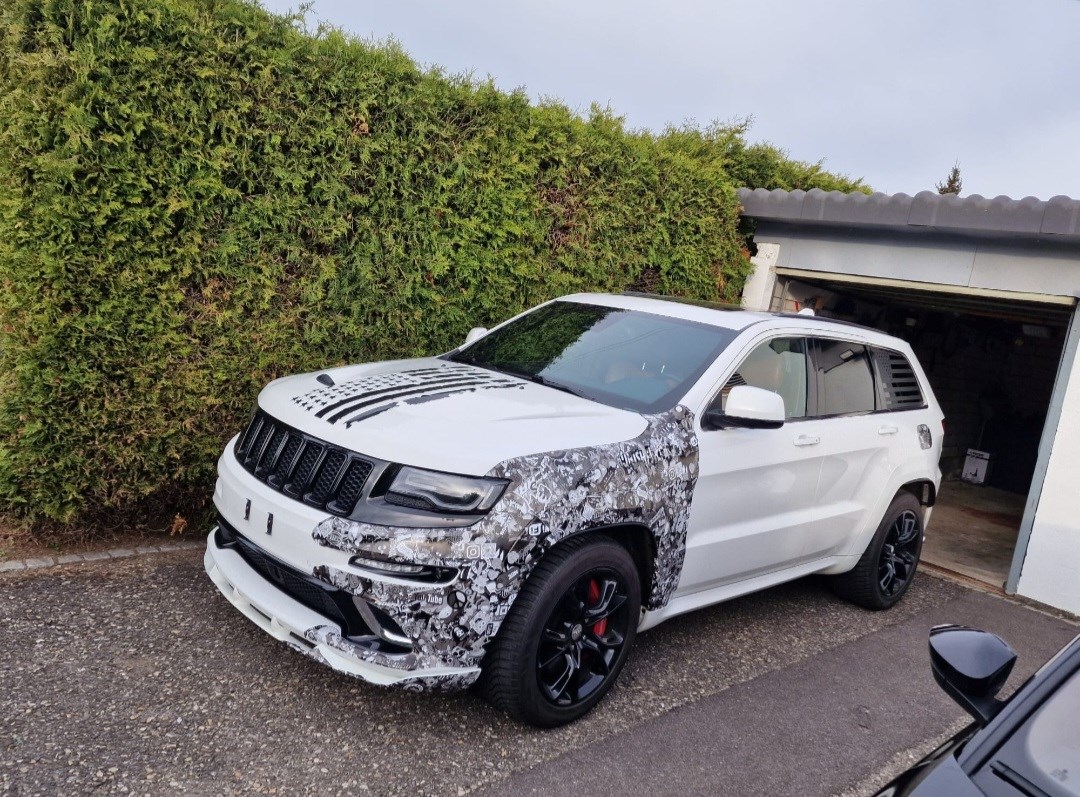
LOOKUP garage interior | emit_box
[771,271,1073,589]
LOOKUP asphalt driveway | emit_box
[1,549,1075,796]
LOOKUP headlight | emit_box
[385,466,508,514]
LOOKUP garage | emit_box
[737,188,1080,613]
[770,271,1071,589]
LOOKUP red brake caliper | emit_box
[588,579,607,637]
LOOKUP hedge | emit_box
[0,0,866,533]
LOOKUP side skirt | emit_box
[637,555,853,632]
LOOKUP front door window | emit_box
[721,337,809,418]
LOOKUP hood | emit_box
[257,357,648,475]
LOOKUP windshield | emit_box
[447,301,740,413]
[1019,667,1080,795]
[986,660,1080,797]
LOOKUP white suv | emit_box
[204,292,943,726]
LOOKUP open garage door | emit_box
[771,268,1076,591]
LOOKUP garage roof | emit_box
[738,188,1080,241]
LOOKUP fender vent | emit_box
[234,411,373,517]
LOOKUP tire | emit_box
[481,535,641,727]
[831,492,924,610]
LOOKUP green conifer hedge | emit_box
[0,0,865,532]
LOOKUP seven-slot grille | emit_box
[235,410,373,517]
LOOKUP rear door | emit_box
[802,336,899,560]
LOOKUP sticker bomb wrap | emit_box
[305,405,699,691]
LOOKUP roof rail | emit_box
[620,291,744,312]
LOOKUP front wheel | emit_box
[831,492,924,610]
[481,535,640,727]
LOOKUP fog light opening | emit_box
[351,596,413,648]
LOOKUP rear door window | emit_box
[811,339,876,417]
[871,347,926,411]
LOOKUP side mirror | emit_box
[929,625,1017,724]
[702,385,786,430]
[463,327,488,346]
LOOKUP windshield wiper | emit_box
[455,360,588,399]
[524,373,588,399]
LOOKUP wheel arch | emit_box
[531,523,657,607]
[481,524,647,725]
[839,475,936,560]
[591,523,656,603]
[899,479,937,507]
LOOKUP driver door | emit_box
[678,336,829,594]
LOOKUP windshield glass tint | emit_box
[448,301,740,413]
[1018,668,1080,796]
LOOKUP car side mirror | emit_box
[463,327,488,346]
[702,385,786,431]
[929,625,1017,724]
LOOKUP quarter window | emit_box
[722,337,808,419]
[813,339,876,416]
[872,347,925,411]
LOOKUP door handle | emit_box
[794,434,820,447]
[878,425,899,436]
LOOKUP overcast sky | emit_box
[260,0,1080,200]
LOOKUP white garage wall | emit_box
[757,229,1080,300]
[741,243,779,311]
[1017,320,1080,616]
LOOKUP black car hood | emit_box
[874,725,983,797]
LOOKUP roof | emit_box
[738,188,1080,242]
[560,292,765,330]
[558,292,891,340]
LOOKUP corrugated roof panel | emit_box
[1042,196,1080,236]
[737,187,1080,241]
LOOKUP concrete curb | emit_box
[0,540,204,574]
[921,564,1080,625]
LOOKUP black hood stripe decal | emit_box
[342,403,398,427]
[291,366,452,414]
[324,378,513,424]
[313,370,470,418]
[293,364,518,422]
[341,383,525,427]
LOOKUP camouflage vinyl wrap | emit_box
[305,405,700,692]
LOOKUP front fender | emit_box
[309,405,701,679]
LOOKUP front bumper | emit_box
[203,528,481,691]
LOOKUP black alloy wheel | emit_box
[482,535,641,727]
[831,491,925,610]
[879,509,921,598]
[536,568,632,707]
